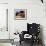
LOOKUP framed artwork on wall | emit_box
[14,9,27,20]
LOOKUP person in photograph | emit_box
[16,11,25,18]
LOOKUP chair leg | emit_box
[30,41,34,46]
[20,41,21,45]
[30,39,34,46]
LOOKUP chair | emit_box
[19,23,40,46]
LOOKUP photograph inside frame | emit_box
[15,9,27,20]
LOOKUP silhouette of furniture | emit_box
[19,23,40,46]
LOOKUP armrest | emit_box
[19,31,27,41]
[19,31,27,38]
[21,31,28,35]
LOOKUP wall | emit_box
[8,0,46,45]
[0,0,8,3]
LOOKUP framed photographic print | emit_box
[14,9,27,20]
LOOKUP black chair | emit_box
[19,23,40,45]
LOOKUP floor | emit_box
[0,43,14,46]
[0,40,43,46]
[19,41,43,46]
[0,41,43,46]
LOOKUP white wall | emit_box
[0,0,8,3]
[0,0,46,46]
[8,0,46,45]
[9,0,46,37]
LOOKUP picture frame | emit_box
[14,9,27,20]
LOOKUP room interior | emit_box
[0,0,46,46]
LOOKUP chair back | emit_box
[27,23,40,35]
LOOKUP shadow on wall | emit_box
[40,25,45,46]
